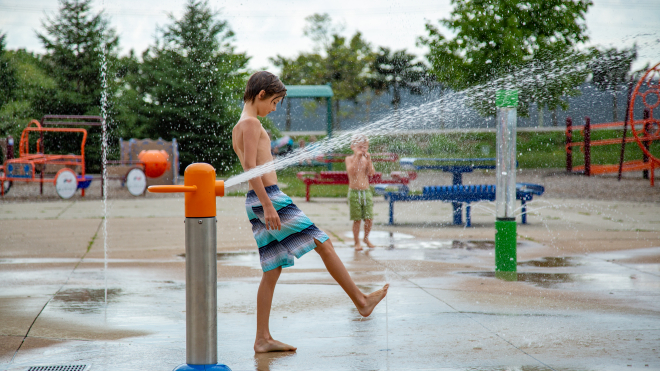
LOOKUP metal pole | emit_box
[566,117,573,173]
[326,96,333,171]
[285,98,292,132]
[185,216,218,365]
[495,89,518,280]
[584,117,591,176]
[642,109,650,180]
[618,79,634,181]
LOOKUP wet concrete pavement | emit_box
[1,194,659,371]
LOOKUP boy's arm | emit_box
[345,155,356,177]
[243,118,281,231]
[365,152,375,176]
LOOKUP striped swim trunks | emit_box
[246,185,329,272]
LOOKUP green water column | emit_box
[495,89,519,280]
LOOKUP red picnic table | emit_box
[296,170,417,201]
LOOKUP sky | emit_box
[1,0,659,72]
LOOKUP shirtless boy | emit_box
[345,135,376,250]
[232,71,388,353]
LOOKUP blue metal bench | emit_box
[376,183,544,226]
[399,157,499,225]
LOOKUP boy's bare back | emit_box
[232,117,277,188]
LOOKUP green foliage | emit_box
[0,50,58,138]
[589,46,637,121]
[29,0,120,172]
[126,0,249,173]
[36,0,119,115]
[590,47,637,92]
[0,32,18,110]
[370,47,431,109]
[271,13,374,129]
[419,0,593,117]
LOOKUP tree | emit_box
[0,32,18,112]
[271,14,374,129]
[130,0,249,172]
[419,0,592,117]
[36,0,118,115]
[33,0,119,172]
[0,50,58,138]
[369,47,430,110]
[590,46,637,122]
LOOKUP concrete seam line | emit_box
[591,255,660,278]
[55,201,76,219]
[364,254,559,371]
[9,218,104,365]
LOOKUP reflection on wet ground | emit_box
[462,270,655,291]
[53,288,121,314]
[343,230,506,250]
[463,271,577,288]
[177,251,258,261]
[518,256,581,268]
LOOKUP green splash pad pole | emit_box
[495,89,518,278]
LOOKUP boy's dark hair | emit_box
[244,71,287,104]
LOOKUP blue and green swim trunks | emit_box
[246,185,329,272]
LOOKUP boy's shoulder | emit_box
[234,116,262,132]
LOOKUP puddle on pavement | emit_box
[178,251,258,261]
[53,288,121,314]
[343,231,504,250]
[462,271,645,290]
[465,272,576,288]
[518,256,581,268]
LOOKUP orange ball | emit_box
[138,150,170,178]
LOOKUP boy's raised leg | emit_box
[352,220,363,250]
[314,238,388,317]
[254,266,297,353]
[363,219,375,248]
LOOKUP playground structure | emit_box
[0,117,94,199]
[296,152,417,201]
[0,115,181,198]
[106,137,180,196]
[566,62,660,186]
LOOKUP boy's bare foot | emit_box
[363,237,375,248]
[357,284,389,317]
[354,242,363,251]
[254,338,297,353]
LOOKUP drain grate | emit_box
[27,366,89,371]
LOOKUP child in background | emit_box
[345,134,376,251]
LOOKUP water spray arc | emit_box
[495,90,519,280]
[148,163,230,371]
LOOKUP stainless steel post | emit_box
[496,105,517,220]
[185,217,217,365]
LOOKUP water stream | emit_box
[99,22,109,308]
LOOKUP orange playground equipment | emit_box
[566,62,660,186]
[0,118,92,198]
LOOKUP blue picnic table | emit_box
[400,157,496,186]
[376,158,544,226]
[399,158,496,225]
